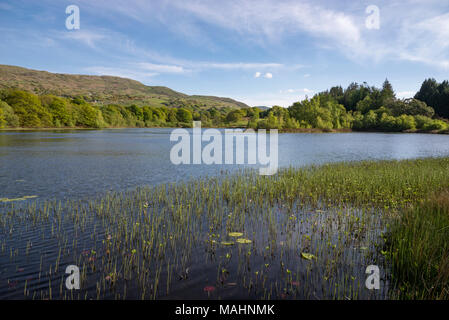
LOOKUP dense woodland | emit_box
[0,78,448,133]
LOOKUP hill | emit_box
[0,65,249,109]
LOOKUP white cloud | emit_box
[254,72,261,78]
[138,62,186,74]
[84,66,159,82]
[236,92,307,108]
[264,72,273,79]
[62,30,106,48]
[281,88,314,94]
[78,1,449,69]
[166,0,360,45]
[393,11,449,68]
[396,91,415,99]
[197,62,282,70]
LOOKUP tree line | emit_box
[0,78,448,133]
[249,79,449,133]
[0,89,239,129]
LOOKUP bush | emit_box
[75,104,105,128]
[3,90,53,127]
[176,108,193,123]
[0,101,20,127]
[0,107,5,128]
[226,109,245,123]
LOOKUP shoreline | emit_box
[1,126,448,135]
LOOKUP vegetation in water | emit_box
[0,157,448,299]
[386,189,449,299]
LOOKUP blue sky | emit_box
[1,0,449,107]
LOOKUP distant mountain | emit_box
[0,64,249,109]
[254,106,270,110]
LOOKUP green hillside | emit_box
[0,64,249,109]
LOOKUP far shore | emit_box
[0,126,447,135]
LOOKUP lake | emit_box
[1,129,449,300]
[1,129,449,201]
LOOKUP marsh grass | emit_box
[387,189,449,299]
[0,157,448,299]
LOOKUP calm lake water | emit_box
[1,128,449,201]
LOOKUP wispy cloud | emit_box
[84,66,159,82]
[62,30,106,48]
[88,0,449,69]
[137,62,186,74]
[280,88,314,94]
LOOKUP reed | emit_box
[387,189,449,299]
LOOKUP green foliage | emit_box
[127,104,144,121]
[0,100,20,127]
[225,109,245,123]
[387,98,434,117]
[40,95,73,127]
[75,103,105,128]
[415,78,449,119]
[0,107,5,128]
[176,108,193,123]
[100,105,129,127]
[0,78,448,132]
[3,90,52,127]
[263,79,448,133]
[288,96,349,130]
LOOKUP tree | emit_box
[76,103,104,128]
[176,108,193,123]
[388,99,435,117]
[225,109,244,123]
[4,90,52,127]
[415,78,438,108]
[381,78,395,102]
[0,101,20,127]
[41,95,72,127]
[100,105,128,127]
[0,107,5,128]
[414,79,449,118]
[127,105,144,121]
[362,110,378,129]
[167,109,178,123]
[356,96,375,114]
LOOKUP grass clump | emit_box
[387,189,449,299]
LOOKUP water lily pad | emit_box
[228,232,243,237]
[221,241,235,246]
[236,238,252,244]
[301,252,316,260]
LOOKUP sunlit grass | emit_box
[387,189,449,299]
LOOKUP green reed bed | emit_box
[386,189,449,299]
[0,157,448,300]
